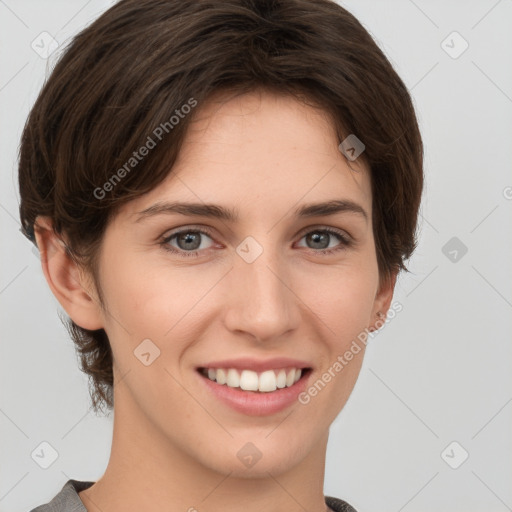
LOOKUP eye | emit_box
[160,227,216,258]
[295,227,353,256]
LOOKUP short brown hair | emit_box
[18,0,424,414]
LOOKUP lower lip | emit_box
[197,369,311,416]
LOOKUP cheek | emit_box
[298,260,378,336]
[99,256,219,366]
[100,251,196,326]
[300,272,373,419]
[97,259,205,406]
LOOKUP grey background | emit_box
[1,1,511,511]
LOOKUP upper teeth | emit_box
[203,367,303,392]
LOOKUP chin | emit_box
[198,435,313,478]
[211,454,297,479]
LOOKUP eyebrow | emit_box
[134,199,368,224]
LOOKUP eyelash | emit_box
[159,226,353,258]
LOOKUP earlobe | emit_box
[33,216,104,331]
[369,270,398,331]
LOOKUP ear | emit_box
[33,216,104,331]
[369,270,398,331]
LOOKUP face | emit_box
[48,89,394,478]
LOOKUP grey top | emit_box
[29,479,358,512]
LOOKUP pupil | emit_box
[179,232,200,250]
[309,232,328,249]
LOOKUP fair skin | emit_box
[35,89,396,512]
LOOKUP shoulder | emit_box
[325,495,359,512]
[28,479,95,512]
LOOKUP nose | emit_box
[223,242,301,342]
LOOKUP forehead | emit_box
[122,89,372,223]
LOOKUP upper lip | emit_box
[197,357,312,373]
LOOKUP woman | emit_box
[19,0,423,511]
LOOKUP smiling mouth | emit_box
[197,367,312,393]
